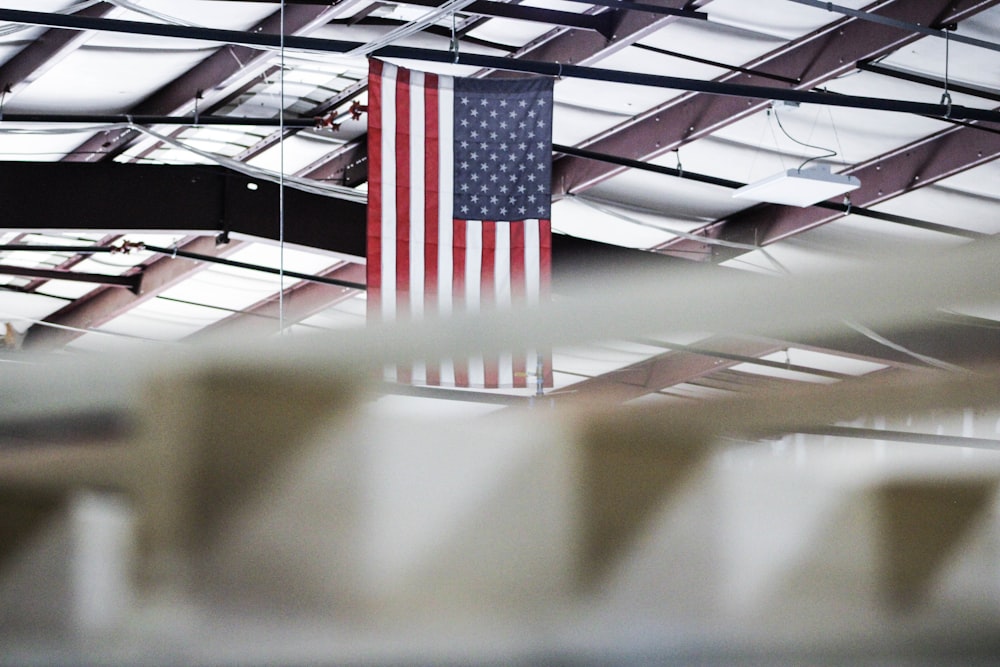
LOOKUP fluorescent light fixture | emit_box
[733,165,860,207]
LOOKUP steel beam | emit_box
[0,264,141,292]
[0,161,368,258]
[297,141,369,187]
[0,160,697,277]
[551,0,1000,195]
[389,0,617,38]
[0,2,113,98]
[187,262,365,340]
[556,336,784,403]
[858,61,1000,105]
[7,5,1000,123]
[4,113,319,127]
[500,0,711,71]
[62,4,343,163]
[21,236,245,351]
[656,113,1000,261]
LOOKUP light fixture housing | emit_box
[732,165,860,207]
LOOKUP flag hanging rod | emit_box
[2,8,999,124]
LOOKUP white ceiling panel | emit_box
[8,46,218,113]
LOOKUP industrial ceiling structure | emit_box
[6,3,1000,664]
[0,0,999,412]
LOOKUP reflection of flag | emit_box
[367,59,553,389]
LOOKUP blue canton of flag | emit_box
[452,76,553,222]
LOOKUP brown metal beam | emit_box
[556,336,784,403]
[0,2,113,97]
[656,113,1000,261]
[502,0,711,69]
[62,4,345,163]
[241,79,368,171]
[297,139,369,186]
[187,262,364,340]
[21,236,244,351]
[550,0,1000,195]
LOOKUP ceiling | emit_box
[0,0,999,415]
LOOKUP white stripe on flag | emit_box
[466,220,484,387]
[496,222,514,387]
[525,219,540,307]
[438,77,455,386]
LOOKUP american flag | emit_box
[367,59,554,389]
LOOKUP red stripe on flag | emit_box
[452,220,469,387]
[424,74,441,386]
[481,221,498,388]
[394,69,412,384]
[366,60,384,324]
[510,221,527,388]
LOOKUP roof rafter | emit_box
[29,3,358,346]
[656,113,1000,261]
[556,336,785,403]
[550,0,1000,195]
[0,2,114,98]
[22,235,245,351]
[185,262,365,340]
[62,2,353,163]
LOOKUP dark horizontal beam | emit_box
[142,244,365,289]
[553,143,988,240]
[20,235,246,350]
[0,264,142,292]
[0,114,319,127]
[2,9,998,122]
[858,61,1000,105]
[787,0,1000,54]
[394,0,616,38]
[550,0,1000,195]
[544,0,707,20]
[0,161,368,258]
[632,43,800,85]
[0,243,364,289]
[65,4,336,163]
[0,161,693,288]
[656,111,1000,260]
[224,0,708,21]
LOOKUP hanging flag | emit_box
[366,59,553,389]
